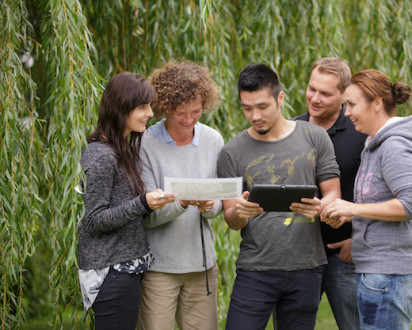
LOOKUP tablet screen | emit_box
[248,184,318,212]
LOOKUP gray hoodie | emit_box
[352,116,412,274]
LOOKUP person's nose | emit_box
[344,106,350,117]
[251,109,262,121]
[182,113,193,123]
[147,105,154,118]
[312,91,321,103]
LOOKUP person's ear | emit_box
[373,97,383,112]
[277,91,285,107]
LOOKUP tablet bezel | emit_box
[248,184,318,212]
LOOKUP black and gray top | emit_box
[78,141,151,270]
[77,141,152,309]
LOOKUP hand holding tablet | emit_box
[247,184,318,212]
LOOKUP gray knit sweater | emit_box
[78,142,150,270]
[140,123,224,273]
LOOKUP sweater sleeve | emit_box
[81,151,149,234]
[381,137,412,218]
[140,137,188,228]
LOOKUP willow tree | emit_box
[1,0,101,328]
[1,0,411,328]
[1,2,42,328]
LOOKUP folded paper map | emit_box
[164,177,242,200]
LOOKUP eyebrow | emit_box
[241,101,269,107]
[308,84,334,94]
[176,107,202,114]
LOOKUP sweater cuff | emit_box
[140,194,153,214]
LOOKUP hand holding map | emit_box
[164,177,242,200]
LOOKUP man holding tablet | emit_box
[218,64,340,330]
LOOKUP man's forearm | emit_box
[224,207,248,230]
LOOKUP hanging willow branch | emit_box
[0,1,42,329]
[39,0,101,326]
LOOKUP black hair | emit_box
[238,64,281,99]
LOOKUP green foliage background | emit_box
[1,0,411,328]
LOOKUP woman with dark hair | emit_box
[77,72,175,329]
[321,69,412,329]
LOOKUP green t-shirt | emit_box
[218,120,340,271]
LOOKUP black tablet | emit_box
[248,184,318,212]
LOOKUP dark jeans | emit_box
[322,254,360,330]
[226,267,324,330]
[92,268,143,330]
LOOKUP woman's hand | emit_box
[320,198,354,228]
[146,189,176,210]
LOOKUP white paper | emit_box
[164,177,243,200]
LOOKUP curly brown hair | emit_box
[149,60,220,118]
